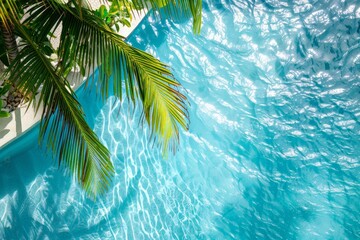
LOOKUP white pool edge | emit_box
[0,10,148,150]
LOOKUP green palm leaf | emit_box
[5,17,114,198]
[1,0,201,197]
[42,1,190,153]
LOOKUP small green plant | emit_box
[0,84,11,118]
[94,1,132,32]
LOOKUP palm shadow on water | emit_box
[128,10,175,50]
[0,123,136,239]
[0,70,117,238]
[0,147,73,239]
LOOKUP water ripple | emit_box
[1,0,360,239]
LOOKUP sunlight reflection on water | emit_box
[1,0,360,239]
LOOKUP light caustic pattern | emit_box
[0,0,360,239]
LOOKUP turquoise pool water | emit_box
[1,0,360,239]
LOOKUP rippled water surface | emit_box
[1,0,360,239]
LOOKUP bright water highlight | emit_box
[1,0,360,239]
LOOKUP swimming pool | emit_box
[1,0,360,238]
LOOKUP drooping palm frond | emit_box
[0,0,201,197]
[3,10,114,198]
[27,0,189,153]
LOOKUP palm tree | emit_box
[0,0,202,198]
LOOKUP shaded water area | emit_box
[1,0,360,239]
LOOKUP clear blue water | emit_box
[1,0,360,239]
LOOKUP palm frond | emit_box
[5,17,114,198]
[50,2,189,153]
[0,0,20,30]
[1,0,201,197]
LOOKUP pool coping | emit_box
[0,9,148,150]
